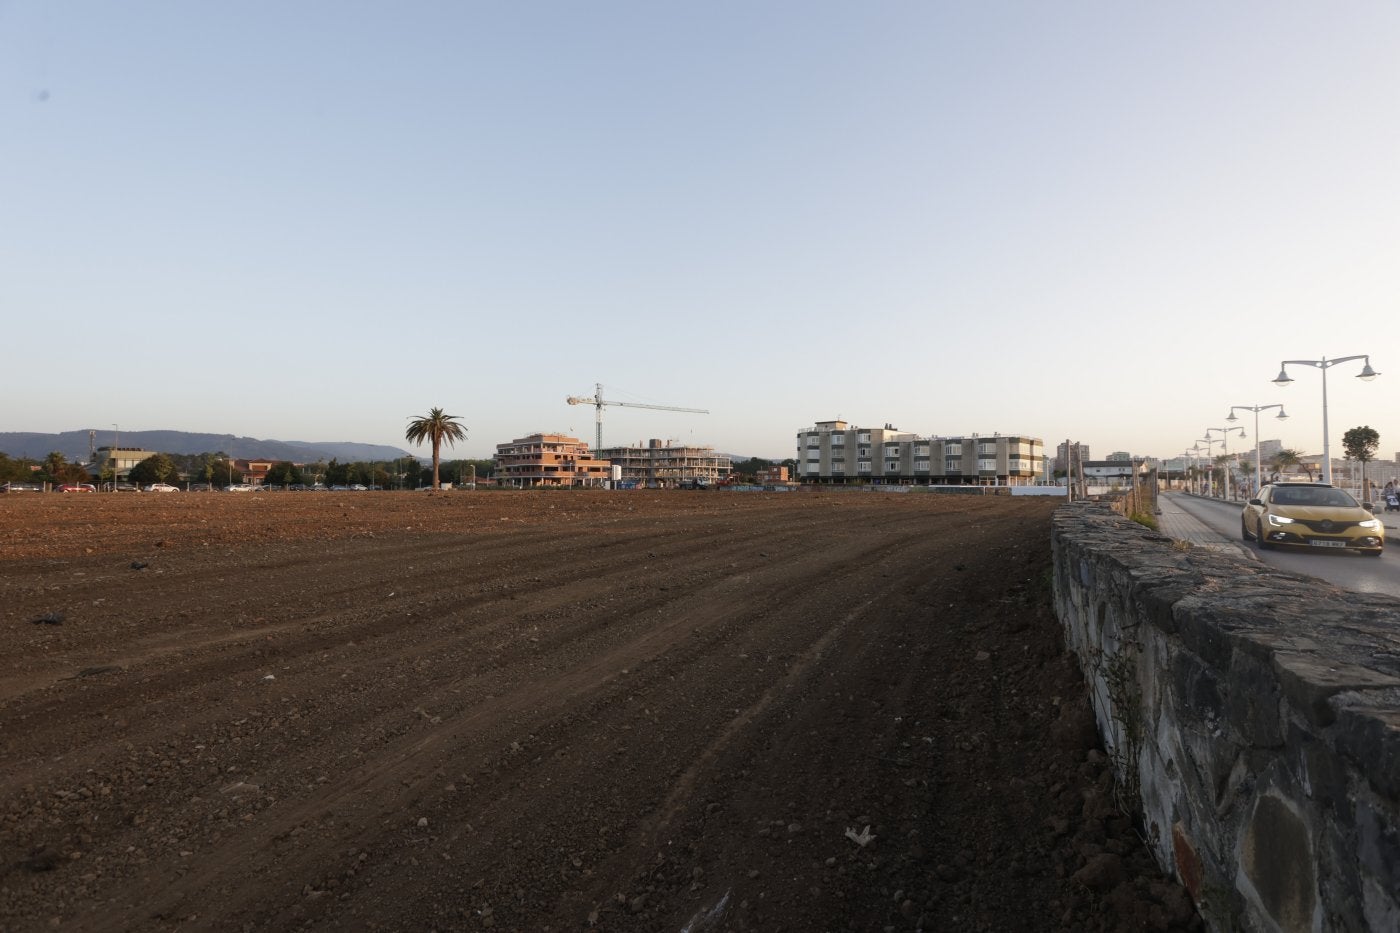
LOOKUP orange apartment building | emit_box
[494,433,613,488]
[237,460,275,486]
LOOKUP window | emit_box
[831,435,845,446]
[857,433,871,443]
[885,460,900,471]
[914,446,929,456]
[858,446,870,456]
[978,444,996,456]
[857,460,872,473]
[946,444,962,456]
[978,459,997,471]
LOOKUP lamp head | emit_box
[1358,361,1379,381]
[1273,368,1293,386]
[1276,407,1289,420]
[1226,410,1238,422]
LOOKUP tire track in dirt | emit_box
[103,521,941,930]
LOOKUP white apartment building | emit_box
[796,421,1044,485]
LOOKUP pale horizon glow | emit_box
[4,3,1399,463]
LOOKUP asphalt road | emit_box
[1168,492,1400,599]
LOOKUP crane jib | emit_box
[565,384,709,452]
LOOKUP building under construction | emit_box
[594,439,732,488]
[494,433,612,488]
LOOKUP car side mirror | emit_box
[1363,502,1375,512]
[1248,498,1263,506]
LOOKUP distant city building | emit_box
[755,465,790,485]
[93,446,160,482]
[796,421,1043,485]
[1106,451,1132,461]
[238,459,275,486]
[593,439,732,487]
[494,433,612,488]
[1237,439,1282,479]
[1259,439,1282,462]
[1053,441,1090,478]
[1081,460,1148,487]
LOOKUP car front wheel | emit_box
[1241,516,1253,541]
[1257,520,1274,549]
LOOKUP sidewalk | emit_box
[1155,495,1255,559]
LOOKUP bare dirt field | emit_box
[0,491,1198,932]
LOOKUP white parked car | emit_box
[227,484,255,492]
[145,483,180,493]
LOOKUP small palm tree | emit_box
[405,408,467,490]
[1269,448,1302,482]
[1214,454,1234,498]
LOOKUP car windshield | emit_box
[1271,486,1358,508]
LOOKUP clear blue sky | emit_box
[4,2,1398,463]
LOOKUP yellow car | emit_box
[1241,482,1384,556]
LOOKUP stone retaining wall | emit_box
[1051,503,1400,932]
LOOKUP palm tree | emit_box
[1268,449,1302,482]
[405,408,467,490]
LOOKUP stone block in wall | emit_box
[1352,790,1400,932]
[1272,653,1400,729]
[1239,793,1318,933]
[1332,693,1400,800]
[1223,650,1283,748]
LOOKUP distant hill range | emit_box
[0,430,417,465]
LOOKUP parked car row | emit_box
[3,482,183,492]
[4,482,417,493]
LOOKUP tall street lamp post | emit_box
[1205,426,1247,500]
[1195,438,1218,497]
[110,424,119,492]
[1185,447,1202,495]
[1227,404,1288,497]
[1177,451,1196,493]
[1272,355,1379,485]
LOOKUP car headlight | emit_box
[1267,513,1295,526]
[1360,518,1381,529]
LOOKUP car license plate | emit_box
[1309,540,1347,549]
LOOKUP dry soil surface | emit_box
[0,491,1199,932]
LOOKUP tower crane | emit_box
[566,383,708,453]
